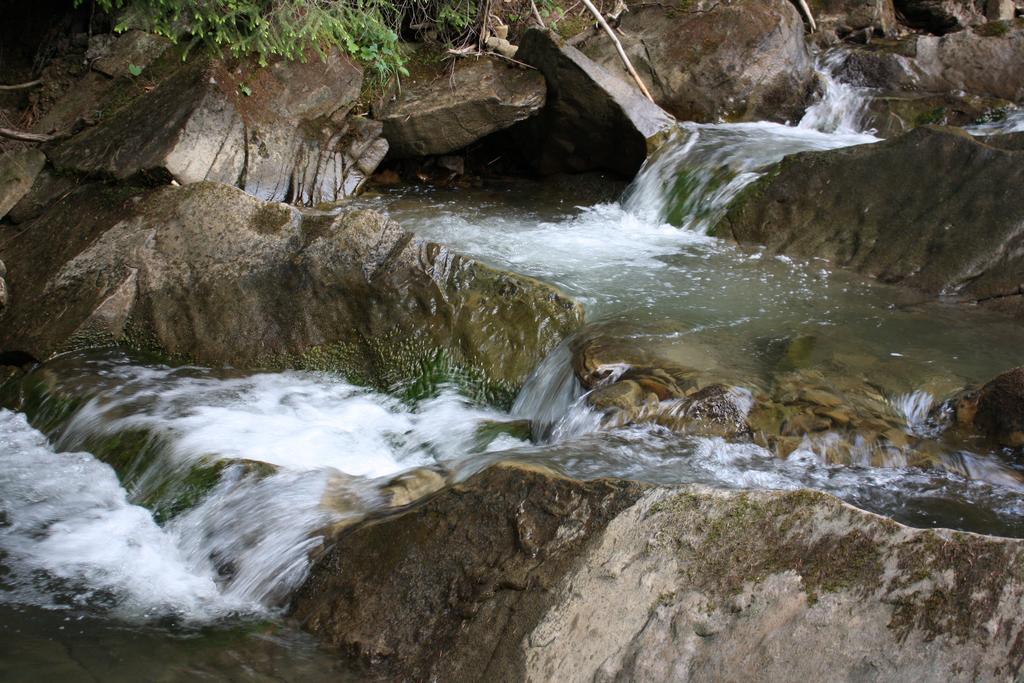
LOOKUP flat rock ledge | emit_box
[293,463,1024,682]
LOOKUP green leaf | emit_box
[128,63,144,77]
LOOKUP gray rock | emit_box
[89,30,171,78]
[579,0,817,123]
[808,0,899,38]
[294,462,1024,681]
[987,0,1015,19]
[716,126,1024,310]
[375,57,545,158]
[835,23,1024,102]
[895,0,987,33]
[0,149,46,221]
[0,182,583,396]
[515,28,675,177]
[46,50,385,204]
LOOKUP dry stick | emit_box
[577,0,655,102]
[795,0,817,32]
[0,79,43,92]
[530,0,547,28]
[0,126,66,143]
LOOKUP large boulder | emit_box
[809,0,899,38]
[716,127,1024,310]
[375,56,545,158]
[293,463,1024,680]
[894,0,987,33]
[0,182,582,398]
[835,22,1024,102]
[514,28,675,177]
[45,49,387,204]
[578,0,816,123]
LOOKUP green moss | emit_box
[975,20,1010,37]
[653,489,884,603]
[889,533,1021,644]
[913,107,948,127]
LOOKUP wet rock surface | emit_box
[578,0,816,123]
[293,463,645,681]
[375,56,545,158]
[717,126,1024,309]
[951,367,1024,448]
[295,462,1024,681]
[514,28,675,177]
[0,182,582,396]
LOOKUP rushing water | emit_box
[3,59,1024,677]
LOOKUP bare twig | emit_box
[530,0,547,28]
[447,48,538,70]
[0,126,67,143]
[577,0,655,102]
[795,0,817,31]
[0,79,43,92]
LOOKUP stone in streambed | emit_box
[717,126,1024,314]
[0,181,583,397]
[293,462,1024,680]
[950,367,1024,448]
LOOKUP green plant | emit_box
[79,0,408,79]
[127,62,143,76]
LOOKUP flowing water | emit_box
[3,62,1024,679]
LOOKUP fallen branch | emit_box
[0,79,42,92]
[795,0,817,32]
[577,0,655,102]
[530,0,547,28]
[0,126,67,143]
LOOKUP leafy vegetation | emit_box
[78,0,601,79]
[79,0,408,79]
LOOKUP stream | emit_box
[2,63,1023,679]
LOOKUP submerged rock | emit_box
[294,462,1024,680]
[579,0,817,123]
[514,28,675,177]
[717,126,1024,311]
[375,56,545,158]
[864,91,1015,137]
[0,182,582,397]
[45,49,386,204]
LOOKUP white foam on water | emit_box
[0,410,233,619]
[62,366,510,477]
[1,361,522,621]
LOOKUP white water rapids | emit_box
[2,58,1024,629]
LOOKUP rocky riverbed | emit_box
[2,0,1024,679]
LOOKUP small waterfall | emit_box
[621,121,877,232]
[798,51,873,135]
[0,355,525,621]
[891,390,935,434]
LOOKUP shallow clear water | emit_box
[3,63,1024,677]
